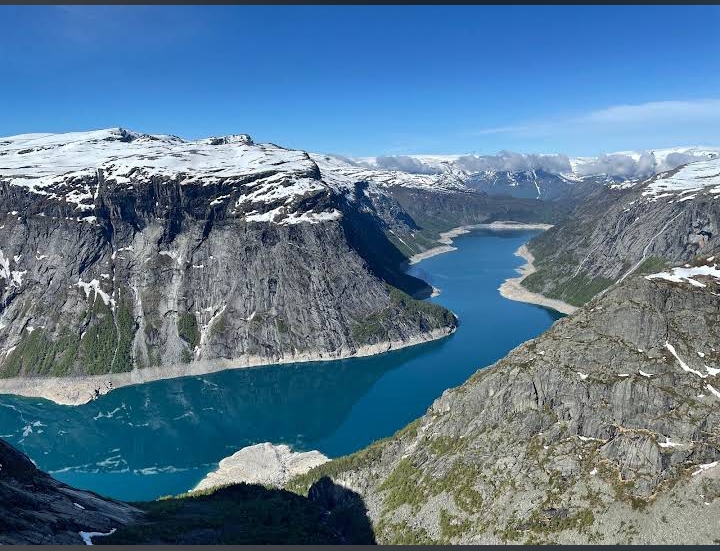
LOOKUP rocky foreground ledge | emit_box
[288,269,720,544]
[193,443,329,493]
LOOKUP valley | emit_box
[0,227,559,502]
[1,128,719,545]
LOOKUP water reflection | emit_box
[0,229,559,500]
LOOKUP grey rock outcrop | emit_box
[289,270,720,544]
[523,159,720,306]
[192,443,329,492]
[0,438,139,544]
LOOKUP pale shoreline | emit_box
[408,221,553,265]
[498,244,577,316]
[191,443,329,493]
[0,221,561,406]
[0,326,455,406]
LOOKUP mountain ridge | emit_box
[288,263,720,544]
[0,128,471,402]
[522,157,720,306]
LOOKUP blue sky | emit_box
[1,5,719,157]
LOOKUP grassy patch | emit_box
[351,284,455,345]
[523,507,595,535]
[439,509,472,541]
[286,436,389,496]
[376,518,439,545]
[427,436,463,456]
[178,312,200,348]
[287,420,420,497]
[632,256,668,276]
[275,317,289,334]
[523,272,614,307]
[378,458,426,512]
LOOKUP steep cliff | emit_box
[522,158,720,306]
[0,129,455,394]
[289,263,720,544]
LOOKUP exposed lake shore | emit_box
[498,244,577,315]
[0,326,455,406]
[191,443,329,493]
[0,221,560,407]
[408,221,553,265]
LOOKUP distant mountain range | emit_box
[2,127,720,544]
[0,127,559,401]
[345,146,720,200]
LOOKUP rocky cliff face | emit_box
[308,154,570,258]
[0,438,139,544]
[289,265,720,544]
[522,158,720,306]
[0,129,455,384]
[0,437,373,545]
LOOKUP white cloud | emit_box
[363,155,441,174]
[454,152,571,174]
[469,98,720,139]
[580,99,720,125]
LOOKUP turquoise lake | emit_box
[0,229,561,501]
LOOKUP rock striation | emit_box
[289,264,720,544]
[523,158,720,306]
[0,129,458,400]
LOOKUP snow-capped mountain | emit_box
[520,156,720,307]
[0,128,349,225]
[309,153,472,194]
[4,128,717,205]
[351,146,720,200]
[0,127,470,390]
[611,156,720,203]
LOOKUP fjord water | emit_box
[0,229,560,501]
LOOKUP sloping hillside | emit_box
[289,260,720,544]
[522,158,720,306]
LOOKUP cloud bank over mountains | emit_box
[354,147,720,180]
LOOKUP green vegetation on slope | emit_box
[1,329,80,378]
[523,271,615,307]
[632,256,669,276]
[351,285,455,345]
[384,212,460,258]
[177,312,200,348]
[1,293,137,377]
[97,483,371,545]
[287,420,421,496]
[80,297,136,375]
